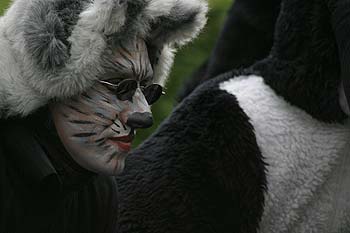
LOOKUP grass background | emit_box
[0,0,232,146]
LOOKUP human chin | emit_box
[50,84,138,176]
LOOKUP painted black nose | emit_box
[126,112,154,129]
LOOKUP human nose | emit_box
[125,88,154,129]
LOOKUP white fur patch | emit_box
[220,75,350,233]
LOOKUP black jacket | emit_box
[0,112,118,233]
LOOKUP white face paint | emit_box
[50,38,160,175]
[51,84,152,175]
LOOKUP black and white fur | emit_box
[0,0,208,117]
[117,71,267,233]
[117,0,350,232]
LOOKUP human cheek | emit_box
[73,86,135,139]
[53,87,125,137]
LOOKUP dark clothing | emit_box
[0,113,118,233]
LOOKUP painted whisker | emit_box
[67,104,89,115]
[82,92,93,100]
[73,132,97,138]
[94,138,107,146]
[94,112,114,122]
[111,128,121,134]
[69,120,94,125]
[91,87,112,100]
[95,138,105,143]
[107,152,118,163]
[96,140,106,147]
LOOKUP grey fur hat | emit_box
[0,0,208,117]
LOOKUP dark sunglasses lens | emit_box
[143,84,163,105]
[116,80,138,101]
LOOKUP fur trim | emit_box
[0,0,208,117]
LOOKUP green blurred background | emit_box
[0,0,232,146]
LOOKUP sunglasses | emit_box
[98,79,165,105]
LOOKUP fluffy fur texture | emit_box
[117,0,350,232]
[249,0,347,123]
[0,0,208,117]
[117,73,266,233]
[220,75,350,232]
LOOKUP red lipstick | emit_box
[108,134,134,152]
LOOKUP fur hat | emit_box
[0,0,208,117]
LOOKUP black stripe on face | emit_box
[73,132,97,138]
[96,141,106,147]
[94,112,114,122]
[95,138,106,146]
[119,43,134,57]
[95,138,105,143]
[103,145,112,150]
[107,152,118,163]
[114,60,128,69]
[62,113,69,118]
[91,85,110,96]
[118,42,139,74]
[111,128,121,134]
[82,92,93,100]
[102,99,112,104]
[67,105,89,115]
[69,120,94,125]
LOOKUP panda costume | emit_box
[117,0,350,232]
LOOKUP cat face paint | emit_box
[50,38,159,175]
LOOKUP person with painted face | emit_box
[51,37,162,175]
[0,0,208,232]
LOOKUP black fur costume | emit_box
[117,0,278,232]
[117,0,350,232]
